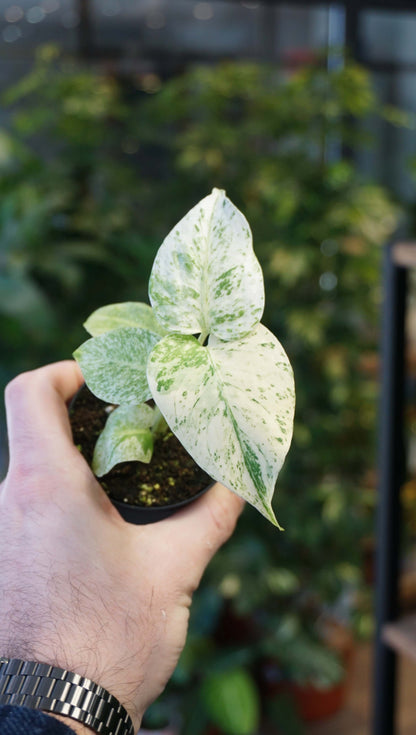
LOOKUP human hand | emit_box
[0,361,243,733]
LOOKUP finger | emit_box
[155,482,244,585]
[4,361,84,472]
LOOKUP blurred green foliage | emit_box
[0,44,156,385]
[0,47,401,732]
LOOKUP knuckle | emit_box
[5,466,46,508]
[5,374,27,403]
[5,370,38,406]
[207,491,239,538]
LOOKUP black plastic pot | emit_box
[69,386,213,525]
[111,483,213,525]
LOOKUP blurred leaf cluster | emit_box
[0,49,402,732]
[0,44,156,386]
[135,60,399,732]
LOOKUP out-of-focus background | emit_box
[1,2,416,734]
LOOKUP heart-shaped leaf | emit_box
[149,188,264,341]
[73,326,160,405]
[92,403,155,476]
[84,301,167,338]
[147,324,295,525]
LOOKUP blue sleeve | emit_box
[0,705,77,734]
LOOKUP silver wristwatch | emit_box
[0,657,134,735]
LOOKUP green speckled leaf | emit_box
[73,326,160,405]
[83,301,167,338]
[149,188,264,341]
[92,403,155,476]
[147,324,295,525]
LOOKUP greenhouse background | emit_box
[1,1,416,734]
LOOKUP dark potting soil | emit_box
[69,386,212,508]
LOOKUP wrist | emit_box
[47,712,92,734]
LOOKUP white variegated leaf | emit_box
[73,326,160,405]
[147,324,295,525]
[149,188,264,341]
[84,302,167,338]
[92,404,155,476]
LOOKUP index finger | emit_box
[4,361,85,474]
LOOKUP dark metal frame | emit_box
[373,245,407,735]
[207,0,416,9]
[256,1,416,7]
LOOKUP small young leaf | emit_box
[73,326,160,405]
[149,188,264,341]
[147,324,295,525]
[92,404,155,476]
[84,301,167,338]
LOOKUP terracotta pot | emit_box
[286,679,348,722]
[259,621,355,723]
[259,667,349,724]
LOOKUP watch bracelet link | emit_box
[0,657,134,735]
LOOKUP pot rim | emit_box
[111,480,215,514]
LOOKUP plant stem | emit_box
[152,406,169,438]
[198,330,209,345]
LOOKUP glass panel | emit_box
[0,0,80,126]
[359,11,416,199]
[0,0,333,78]
[362,10,416,64]
[91,1,331,66]
[357,71,416,201]
[0,0,80,53]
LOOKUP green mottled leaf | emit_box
[92,403,155,476]
[147,324,295,525]
[73,326,160,404]
[84,301,167,338]
[149,188,264,341]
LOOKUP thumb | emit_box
[154,482,244,586]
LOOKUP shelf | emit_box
[382,614,416,661]
[374,241,410,734]
[393,242,416,268]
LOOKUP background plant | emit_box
[0,49,401,731]
[0,44,154,387]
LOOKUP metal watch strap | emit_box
[0,657,134,735]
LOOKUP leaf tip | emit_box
[262,503,284,530]
[211,186,226,197]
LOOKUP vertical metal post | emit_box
[373,243,407,735]
[259,4,277,61]
[341,3,361,162]
[77,0,94,60]
[344,4,361,60]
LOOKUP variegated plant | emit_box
[73,189,295,525]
